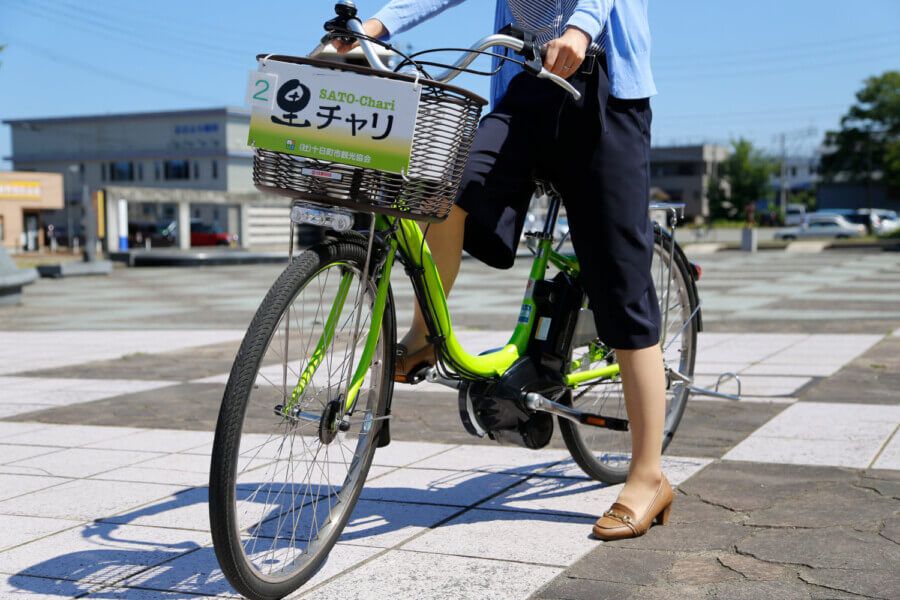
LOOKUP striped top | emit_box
[504,0,607,57]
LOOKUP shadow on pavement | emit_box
[10,462,602,598]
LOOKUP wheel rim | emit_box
[567,237,696,476]
[230,261,383,583]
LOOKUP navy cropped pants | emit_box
[455,57,660,350]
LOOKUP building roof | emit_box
[3,107,250,127]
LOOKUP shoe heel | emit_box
[656,504,672,526]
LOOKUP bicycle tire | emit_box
[209,238,395,600]
[559,229,699,484]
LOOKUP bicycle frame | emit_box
[288,196,623,415]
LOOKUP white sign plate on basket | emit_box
[247,58,422,174]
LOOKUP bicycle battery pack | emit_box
[528,272,584,373]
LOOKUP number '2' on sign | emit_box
[246,71,278,110]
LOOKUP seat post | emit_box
[540,181,563,239]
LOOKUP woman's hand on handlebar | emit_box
[332,18,387,54]
[543,27,591,79]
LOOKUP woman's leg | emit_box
[398,205,467,352]
[614,344,666,511]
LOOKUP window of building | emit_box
[164,160,190,180]
[155,162,162,180]
[79,163,85,181]
[109,161,134,182]
[193,162,200,179]
[101,163,108,182]
[137,163,144,181]
[212,160,219,179]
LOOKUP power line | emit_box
[2,35,220,104]
[653,29,900,64]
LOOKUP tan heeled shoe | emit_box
[592,476,673,541]
[394,343,436,384]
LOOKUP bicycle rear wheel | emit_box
[560,228,698,484]
[209,238,395,600]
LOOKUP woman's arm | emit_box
[544,0,614,78]
[333,0,469,53]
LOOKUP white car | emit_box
[858,209,900,235]
[785,204,806,226]
[775,214,866,240]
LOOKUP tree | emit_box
[708,138,775,220]
[819,71,900,188]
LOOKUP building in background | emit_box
[0,172,64,252]
[2,48,400,252]
[650,144,729,219]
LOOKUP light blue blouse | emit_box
[372,0,657,105]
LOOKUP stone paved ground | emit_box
[0,248,898,599]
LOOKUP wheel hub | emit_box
[318,399,341,444]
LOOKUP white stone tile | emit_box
[370,441,457,467]
[120,542,381,598]
[0,514,83,552]
[541,455,712,483]
[0,523,210,587]
[484,458,710,517]
[0,572,82,599]
[689,395,797,404]
[0,479,187,520]
[2,424,144,449]
[747,402,900,442]
[741,362,843,377]
[409,444,569,474]
[872,431,900,470]
[0,330,245,375]
[0,423,48,440]
[0,444,62,465]
[0,474,70,502]
[306,549,560,600]
[0,405,58,418]
[359,468,525,507]
[85,429,215,453]
[692,374,810,397]
[401,508,594,566]
[7,449,165,479]
[723,436,885,469]
[84,587,191,598]
[481,476,618,518]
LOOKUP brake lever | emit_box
[498,24,543,74]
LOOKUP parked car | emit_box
[784,204,806,226]
[857,209,899,235]
[190,220,235,247]
[775,213,866,240]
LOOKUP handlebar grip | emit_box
[537,69,582,101]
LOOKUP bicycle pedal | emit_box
[579,413,629,431]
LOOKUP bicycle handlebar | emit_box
[309,9,582,102]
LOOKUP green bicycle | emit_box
[209,3,701,599]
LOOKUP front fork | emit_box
[285,238,397,417]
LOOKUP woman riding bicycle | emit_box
[335,0,671,541]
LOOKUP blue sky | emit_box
[1,0,898,169]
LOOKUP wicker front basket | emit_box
[252,56,487,223]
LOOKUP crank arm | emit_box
[524,393,629,431]
[425,367,461,390]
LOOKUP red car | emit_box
[190,220,235,246]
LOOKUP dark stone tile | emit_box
[746,482,891,531]
[666,401,786,458]
[704,580,812,600]
[611,520,750,552]
[4,383,225,431]
[858,470,900,500]
[532,577,642,600]
[679,461,856,513]
[666,555,741,585]
[799,336,900,405]
[717,553,791,582]
[737,527,900,571]
[15,341,241,382]
[563,547,675,586]
[800,568,900,600]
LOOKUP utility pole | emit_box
[779,133,788,217]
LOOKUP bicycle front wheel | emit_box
[209,238,395,600]
[560,228,699,484]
